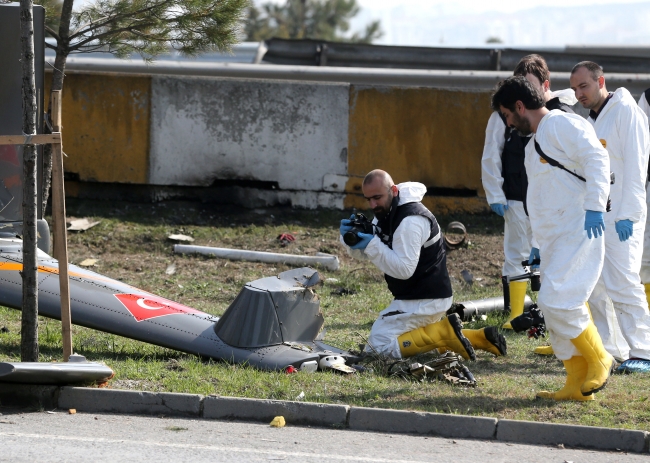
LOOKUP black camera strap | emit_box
[534,139,611,212]
[534,139,586,182]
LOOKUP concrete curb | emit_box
[1,384,648,454]
[497,419,649,454]
[204,396,348,427]
[58,387,202,417]
[349,406,497,440]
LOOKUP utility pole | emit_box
[19,0,39,362]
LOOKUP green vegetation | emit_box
[245,0,382,44]
[0,199,648,431]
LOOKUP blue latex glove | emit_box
[528,247,540,271]
[584,210,605,239]
[339,214,355,237]
[490,203,508,217]
[350,232,374,250]
[615,219,633,242]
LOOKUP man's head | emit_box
[513,54,551,100]
[570,61,607,110]
[362,169,398,220]
[491,76,545,136]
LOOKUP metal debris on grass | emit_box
[168,234,195,242]
[330,287,357,296]
[79,258,98,267]
[67,218,101,232]
[277,233,295,247]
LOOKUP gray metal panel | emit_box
[0,362,114,385]
[0,3,45,223]
[214,287,283,348]
[271,290,324,343]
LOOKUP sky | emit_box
[261,0,650,47]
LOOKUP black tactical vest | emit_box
[375,199,452,300]
[500,97,575,202]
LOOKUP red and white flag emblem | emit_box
[114,293,204,322]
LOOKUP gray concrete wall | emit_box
[149,76,349,208]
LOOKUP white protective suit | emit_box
[637,90,650,285]
[525,110,610,360]
[341,182,452,359]
[481,112,533,277]
[587,88,650,360]
[481,89,577,278]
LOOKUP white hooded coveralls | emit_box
[587,88,650,360]
[637,90,650,285]
[481,112,533,278]
[525,111,610,360]
[341,182,452,359]
[481,90,577,278]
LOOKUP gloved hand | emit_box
[490,203,508,217]
[615,219,633,242]
[350,232,374,250]
[339,214,355,237]
[584,210,605,239]
[528,247,540,271]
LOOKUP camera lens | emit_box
[343,231,360,246]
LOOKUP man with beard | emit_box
[482,54,576,331]
[492,76,612,401]
[570,62,650,373]
[339,169,506,361]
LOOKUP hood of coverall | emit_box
[396,182,427,206]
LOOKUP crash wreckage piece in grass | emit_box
[0,357,114,385]
[371,351,477,387]
[407,353,477,387]
[0,236,351,372]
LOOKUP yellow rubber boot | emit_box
[398,314,476,361]
[645,284,650,307]
[570,321,615,396]
[503,281,528,329]
[462,327,507,356]
[534,345,554,355]
[537,356,595,401]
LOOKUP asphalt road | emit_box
[0,410,643,462]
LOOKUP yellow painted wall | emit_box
[45,72,150,184]
[346,86,492,212]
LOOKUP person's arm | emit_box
[615,105,650,223]
[481,112,507,205]
[363,215,430,279]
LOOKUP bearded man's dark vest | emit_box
[500,97,575,202]
[375,198,452,300]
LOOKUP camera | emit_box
[343,213,375,246]
[510,304,546,338]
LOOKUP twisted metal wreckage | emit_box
[0,232,515,383]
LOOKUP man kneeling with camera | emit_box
[340,169,506,360]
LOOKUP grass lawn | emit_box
[0,199,648,431]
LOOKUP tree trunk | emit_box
[42,0,74,215]
[20,0,39,362]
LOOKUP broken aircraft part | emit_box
[0,237,348,371]
[447,295,535,321]
[173,244,340,271]
[0,361,114,385]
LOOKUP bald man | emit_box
[339,170,506,361]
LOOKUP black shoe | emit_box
[484,326,507,356]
